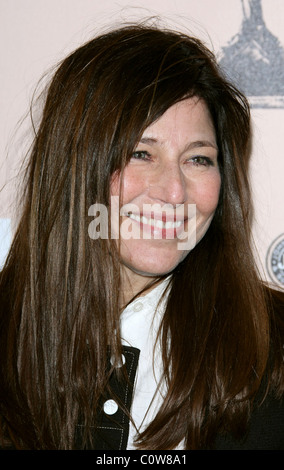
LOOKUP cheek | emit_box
[110,168,145,203]
[194,175,221,215]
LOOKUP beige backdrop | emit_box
[1,0,284,287]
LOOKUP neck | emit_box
[120,266,161,307]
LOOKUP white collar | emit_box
[121,276,171,321]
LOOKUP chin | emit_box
[124,253,189,278]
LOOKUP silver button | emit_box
[133,301,143,312]
[110,354,126,368]
[103,399,118,415]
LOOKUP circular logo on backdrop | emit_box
[266,234,284,286]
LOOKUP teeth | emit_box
[127,213,183,229]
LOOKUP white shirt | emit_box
[120,278,171,450]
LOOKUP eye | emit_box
[188,156,214,167]
[131,150,151,161]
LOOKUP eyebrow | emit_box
[139,137,218,151]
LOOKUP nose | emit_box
[148,162,187,205]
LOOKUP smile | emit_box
[127,212,184,230]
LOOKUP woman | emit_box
[0,23,283,450]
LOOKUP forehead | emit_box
[141,97,216,147]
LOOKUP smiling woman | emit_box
[0,23,283,450]
[110,97,221,301]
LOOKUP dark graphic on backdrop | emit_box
[219,0,284,108]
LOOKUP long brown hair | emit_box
[0,23,283,450]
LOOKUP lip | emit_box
[123,211,188,239]
[137,211,186,223]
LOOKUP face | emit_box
[110,97,221,293]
